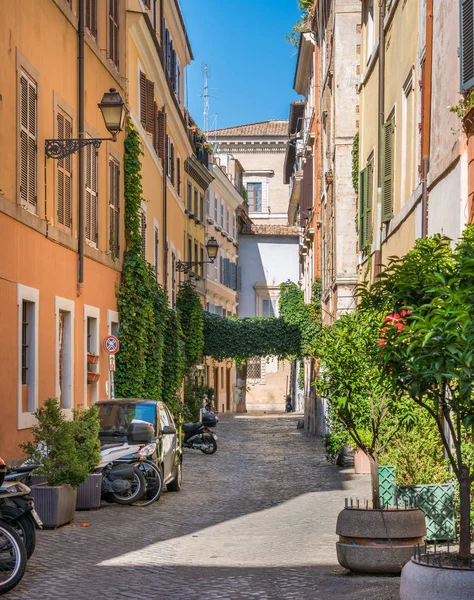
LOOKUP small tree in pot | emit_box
[314,309,426,574]
[363,229,474,567]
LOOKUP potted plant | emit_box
[363,229,474,596]
[87,372,100,383]
[20,398,91,527]
[70,405,102,510]
[315,310,426,574]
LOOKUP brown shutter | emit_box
[20,72,37,211]
[108,0,119,68]
[157,109,167,159]
[177,157,181,195]
[382,120,394,222]
[153,102,158,153]
[140,71,147,129]
[86,0,97,38]
[146,79,154,134]
[57,111,72,229]
[85,140,98,246]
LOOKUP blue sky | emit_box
[179,0,302,131]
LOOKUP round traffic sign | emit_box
[103,335,120,355]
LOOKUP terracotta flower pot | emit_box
[87,353,99,364]
[87,371,100,383]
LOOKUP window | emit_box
[56,297,74,410]
[177,157,181,195]
[187,235,192,262]
[108,0,119,68]
[247,183,262,212]
[168,137,175,184]
[194,241,199,271]
[140,207,146,257]
[85,0,98,39]
[109,157,120,257]
[139,71,154,133]
[200,245,204,277]
[382,117,395,222]
[262,298,278,317]
[187,182,192,212]
[206,189,211,216]
[247,357,262,381]
[401,69,415,205]
[214,250,219,281]
[57,111,72,229]
[220,201,224,227]
[232,214,236,239]
[19,71,37,212]
[154,225,159,277]
[194,188,199,216]
[171,252,176,307]
[163,22,180,98]
[365,0,374,64]
[214,194,219,221]
[200,194,204,221]
[226,207,230,233]
[84,306,100,406]
[18,284,39,429]
[461,0,474,91]
[358,158,374,250]
[85,139,98,246]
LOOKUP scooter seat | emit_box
[182,422,203,433]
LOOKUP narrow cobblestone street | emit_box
[9,416,400,600]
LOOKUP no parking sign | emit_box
[103,335,119,398]
[103,335,119,354]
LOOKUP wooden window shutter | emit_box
[108,0,119,68]
[152,0,157,31]
[140,210,147,256]
[153,102,158,153]
[157,110,167,159]
[146,79,154,134]
[109,158,120,257]
[461,0,474,92]
[20,72,37,211]
[170,142,175,185]
[366,161,374,246]
[358,167,367,250]
[177,157,181,194]
[86,0,97,38]
[154,226,159,275]
[144,0,151,7]
[85,140,99,246]
[57,112,72,229]
[140,71,147,129]
[381,120,394,223]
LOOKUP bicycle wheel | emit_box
[0,506,36,559]
[0,519,27,595]
[132,461,163,507]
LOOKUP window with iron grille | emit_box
[109,157,120,257]
[21,301,31,386]
[19,71,37,212]
[247,357,262,380]
[247,183,262,212]
[108,0,119,68]
[140,208,147,257]
[85,0,98,39]
[57,111,72,229]
[85,138,98,246]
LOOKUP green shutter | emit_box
[359,167,367,250]
[381,120,394,223]
[366,160,374,244]
[461,0,474,92]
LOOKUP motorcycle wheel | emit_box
[0,506,36,560]
[0,519,27,596]
[110,467,146,505]
[132,461,163,507]
[200,434,217,455]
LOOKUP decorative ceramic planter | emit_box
[353,448,371,474]
[87,353,99,364]
[76,474,102,510]
[400,558,474,600]
[87,371,100,383]
[30,484,77,528]
[336,507,426,574]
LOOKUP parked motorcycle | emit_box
[0,460,41,559]
[96,421,154,505]
[285,396,293,413]
[0,461,27,596]
[183,422,217,454]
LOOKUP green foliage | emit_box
[143,264,167,400]
[449,90,474,119]
[364,225,474,557]
[177,281,204,374]
[379,406,448,486]
[242,186,248,203]
[323,417,348,464]
[279,280,322,357]
[352,131,359,194]
[20,399,99,488]
[183,379,208,422]
[203,313,301,362]
[161,308,185,413]
[286,0,314,46]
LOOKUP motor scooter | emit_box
[183,422,217,455]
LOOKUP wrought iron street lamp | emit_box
[176,237,219,273]
[45,88,126,159]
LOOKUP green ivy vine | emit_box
[161,308,185,413]
[177,281,204,374]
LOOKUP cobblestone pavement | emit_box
[8,415,400,600]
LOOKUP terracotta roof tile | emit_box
[208,120,289,138]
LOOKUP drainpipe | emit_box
[421,0,433,238]
[374,0,386,278]
[77,0,85,292]
[162,108,168,297]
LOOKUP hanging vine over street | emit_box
[177,281,204,374]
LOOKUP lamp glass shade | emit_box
[98,88,126,136]
[206,237,219,262]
